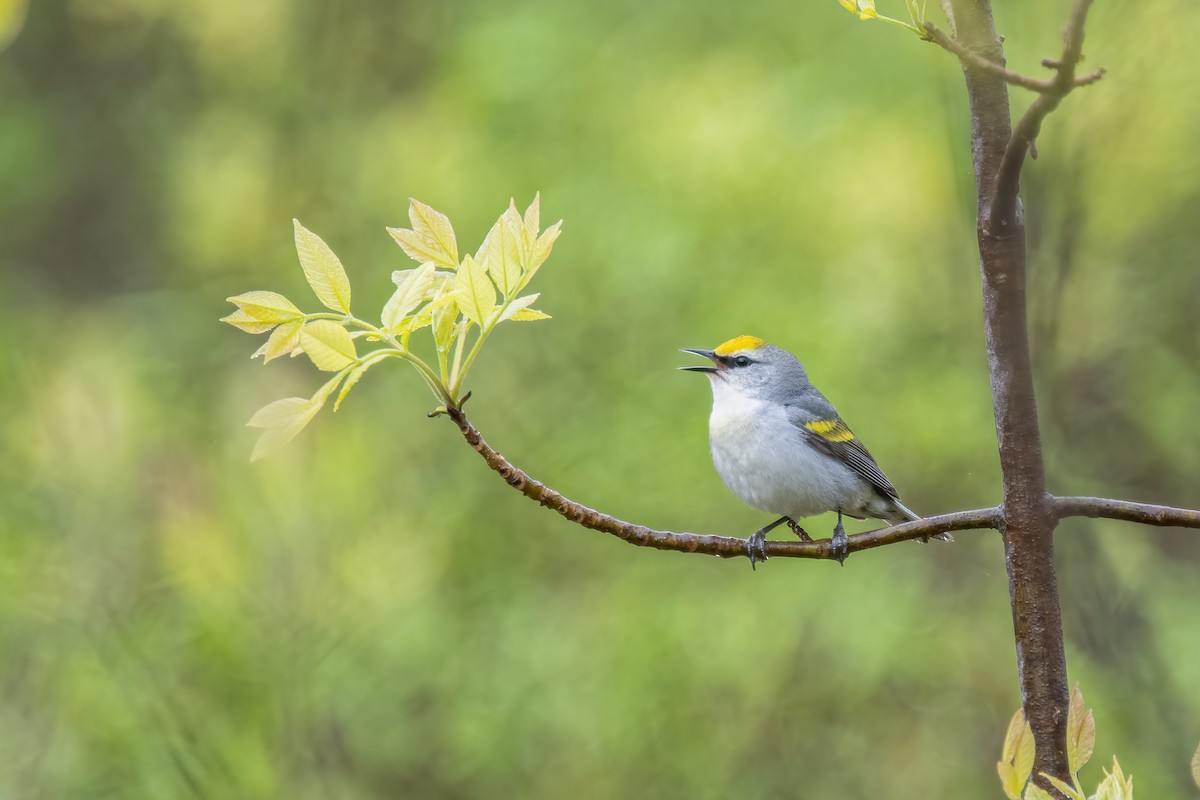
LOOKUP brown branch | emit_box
[1053,496,1200,528]
[925,22,1104,95]
[924,23,1050,93]
[948,0,1069,794]
[444,405,999,562]
[989,0,1103,234]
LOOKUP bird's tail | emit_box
[889,500,953,543]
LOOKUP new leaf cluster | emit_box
[997,685,1147,800]
[222,196,561,461]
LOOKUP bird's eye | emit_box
[733,355,751,368]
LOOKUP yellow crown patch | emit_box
[714,335,766,356]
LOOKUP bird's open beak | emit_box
[678,348,720,373]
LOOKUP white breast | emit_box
[707,384,870,520]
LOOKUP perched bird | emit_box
[681,335,950,567]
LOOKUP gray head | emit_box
[680,335,812,404]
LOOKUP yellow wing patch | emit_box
[804,419,856,442]
[714,335,766,356]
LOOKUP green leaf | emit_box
[226,291,302,324]
[382,262,438,331]
[475,206,524,297]
[246,397,321,462]
[253,319,303,363]
[300,320,357,371]
[334,359,380,412]
[386,199,459,268]
[293,219,352,313]
[1066,684,1095,774]
[453,254,497,327]
[221,309,277,334]
[1039,774,1086,800]
[1192,740,1200,788]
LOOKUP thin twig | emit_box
[924,23,1049,93]
[989,0,1102,233]
[1053,496,1200,528]
[445,405,1000,562]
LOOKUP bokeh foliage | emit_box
[2,1,1199,798]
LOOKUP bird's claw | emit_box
[745,529,769,570]
[786,518,813,542]
[831,520,849,566]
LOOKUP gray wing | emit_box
[785,404,900,500]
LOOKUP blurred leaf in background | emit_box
[2,1,1199,798]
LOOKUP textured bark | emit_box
[949,0,1074,794]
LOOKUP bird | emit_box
[680,335,950,567]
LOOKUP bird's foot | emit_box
[745,529,770,570]
[786,518,813,542]
[831,519,849,566]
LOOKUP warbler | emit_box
[681,335,950,567]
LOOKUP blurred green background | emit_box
[3,0,1199,797]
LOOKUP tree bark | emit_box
[949,0,1071,794]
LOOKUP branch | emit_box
[989,0,1104,233]
[947,0,1074,793]
[924,22,1105,95]
[924,23,1051,93]
[444,405,999,562]
[1053,496,1200,528]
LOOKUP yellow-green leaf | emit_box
[1024,784,1056,800]
[475,206,524,297]
[221,309,277,334]
[334,359,380,412]
[227,290,302,324]
[386,199,459,268]
[293,219,352,313]
[432,293,460,352]
[1039,774,1086,800]
[382,262,438,331]
[253,319,303,363]
[1191,740,1200,788]
[997,708,1035,800]
[0,0,28,52]
[246,397,321,462]
[300,320,357,371]
[523,192,540,236]
[453,254,497,327]
[393,267,454,289]
[997,762,1020,800]
[1015,720,1035,791]
[520,220,562,290]
[1066,684,1095,774]
[1093,758,1133,800]
[499,293,542,323]
[837,0,877,19]
[509,307,550,321]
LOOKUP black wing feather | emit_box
[799,422,900,501]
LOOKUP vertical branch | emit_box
[949,0,1069,794]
